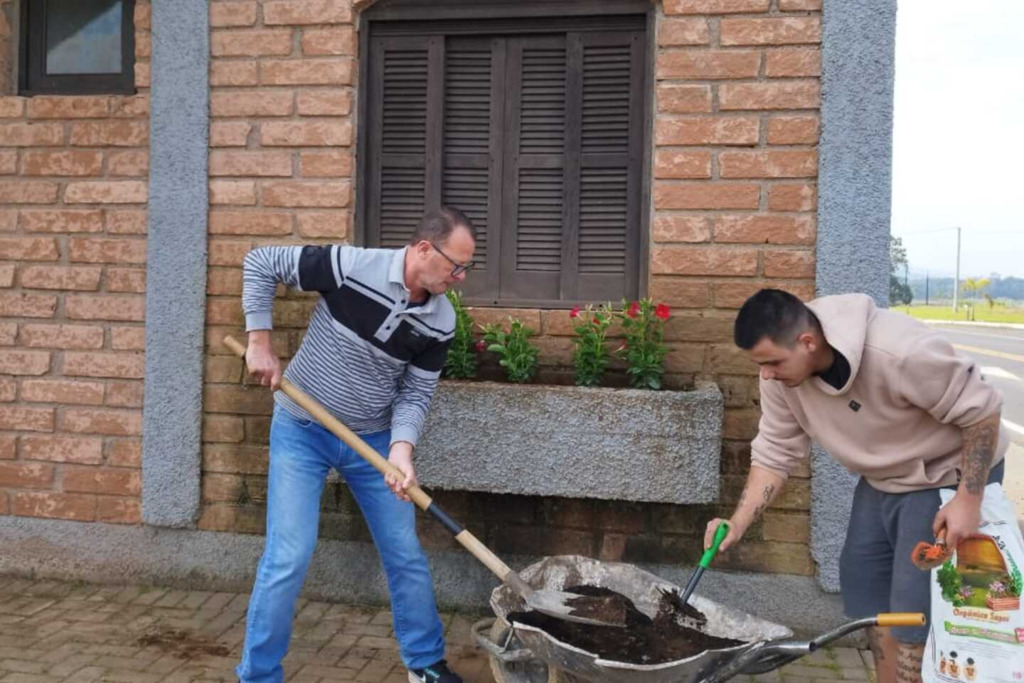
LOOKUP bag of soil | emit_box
[922,483,1024,683]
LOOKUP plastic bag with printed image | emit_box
[923,483,1024,683]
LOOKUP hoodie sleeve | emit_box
[750,378,812,479]
[897,332,1003,427]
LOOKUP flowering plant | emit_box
[571,303,614,387]
[481,318,540,383]
[615,298,672,390]
[442,290,479,380]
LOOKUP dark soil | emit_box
[135,626,231,660]
[510,585,743,665]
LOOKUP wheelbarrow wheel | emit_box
[487,618,559,683]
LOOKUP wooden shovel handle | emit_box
[876,613,926,628]
[223,335,519,587]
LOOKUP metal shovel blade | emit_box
[525,588,628,628]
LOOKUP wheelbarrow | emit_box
[472,555,924,683]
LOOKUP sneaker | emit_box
[408,659,463,683]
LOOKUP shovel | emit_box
[223,336,626,628]
[910,527,954,571]
[677,521,730,607]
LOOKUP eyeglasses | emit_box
[430,242,475,277]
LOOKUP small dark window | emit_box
[20,0,136,95]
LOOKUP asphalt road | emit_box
[928,324,1024,521]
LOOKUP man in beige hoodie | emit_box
[705,289,1007,683]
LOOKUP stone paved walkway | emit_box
[0,576,875,682]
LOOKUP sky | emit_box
[891,0,1024,279]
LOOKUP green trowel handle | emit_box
[700,521,730,569]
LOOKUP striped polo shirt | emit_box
[242,244,455,447]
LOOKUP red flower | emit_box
[655,303,671,320]
[593,317,600,324]
[569,306,581,318]
[475,340,487,352]
[626,301,640,319]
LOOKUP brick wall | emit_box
[0,0,151,524]
[200,0,820,576]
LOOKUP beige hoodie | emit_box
[751,294,1008,493]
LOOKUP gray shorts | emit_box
[839,460,1005,643]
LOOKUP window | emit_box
[357,4,650,307]
[20,0,136,95]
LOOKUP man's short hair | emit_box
[734,288,819,349]
[409,206,476,245]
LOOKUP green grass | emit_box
[899,304,1024,324]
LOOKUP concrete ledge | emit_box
[0,516,849,639]
[415,380,724,504]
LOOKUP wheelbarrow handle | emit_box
[876,613,926,628]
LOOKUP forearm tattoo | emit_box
[896,644,924,683]
[960,414,999,494]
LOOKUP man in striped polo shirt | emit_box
[236,207,476,683]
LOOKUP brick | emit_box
[302,26,356,55]
[0,462,55,488]
[263,0,352,25]
[135,60,151,87]
[654,182,760,210]
[665,0,769,13]
[210,240,253,266]
[96,496,141,523]
[69,121,148,146]
[19,209,104,233]
[261,120,351,146]
[657,18,709,46]
[20,324,105,349]
[764,249,815,278]
[766,115,819,145]
[656,85,712,114]
[204,384,274,415]
[297,210,349,238]
[212,29,294,56]
[209,210,292,236]
[763,511,810,542]
[0,406,55,431]
[110,95,150,118]
[21,265,102,291]
[205,355,243,383]
[66,295,145,322]
[663,313,735,342]
[720,81,820,110]
[0,122,64,146]
[654,150,711,179]
[655,116,759,146]
[135,0,151,29]
[106,268,146,293]
[204,415,245,443]
[0,237,59,260]
[135,30,152,58]
[0,149,15,173]
[107,210,148,234]
[63,466,140,496]
[721,17,821,46]
[211,62,260,87]
[713,280,814,308]
[210,180,257,205]
[0,293,58,318]
[0,265,13,287]
[210,1,258,26]
[769,183,816,212]
[210,150,293,177]
[27,96,109,118]
[0,435,14,459]
[64,352,145,379]
[204,444,271,474]
[260,59,353,86]
[20,150,102,176]
[65,181,148,204]
[296,91,352,116]
[0,211,14,231]
[68,237,147,264]
[657,50,760,79]
[105,380,142,408]
[299,150,353,177]
[653,215,711,243]
[210,121,254,147]
[0,97,25,117]
[719,150,818,178]
[0,181,60,204]
[211,91,294,117]
[652,246,759,276]
[207,299,245,325]
[207,268,243,296]
[21,379,105,405]
[766,48,821,77]
[107,440,141,467]
[0,350,51,375]
[715,214,816,244]
[664,343,706,373]
[262,181,350,208]
[107,150,150,177]
[60,408,142,436]
[780,0,822,9]
[111,327,146,351]
[20,435,103,465]
[708,342,759,374]
[13,491,96,521]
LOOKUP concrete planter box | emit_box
[415,380,723,504]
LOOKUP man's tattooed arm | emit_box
[959,412,1000,495]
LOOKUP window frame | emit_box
[355,0,654,309]
[19,0,137,96]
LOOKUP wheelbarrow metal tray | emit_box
[490,556,793,683]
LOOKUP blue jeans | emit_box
[236,408,445,682]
